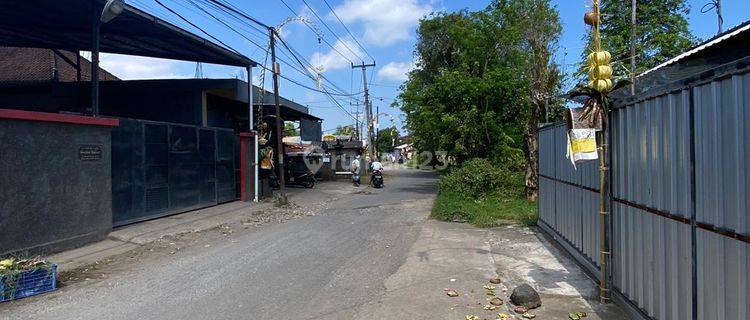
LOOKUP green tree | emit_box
[585,0,696,77]
[283,122,299,136]
[398,1,563,200]
[376,126,399,154]
[490,0,563,200]
[399,9,530,165]
[334,125,354,136]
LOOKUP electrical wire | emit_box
[277,0,354,64]
[298,0,364,62]
[153,0,242,55]
[185,0,353,98]
[321,0,374,62]
[145,0,365,124]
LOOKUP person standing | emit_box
[351,155,361,187]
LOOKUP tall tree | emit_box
[489,0,563,200]
[587,0,696,76]
[399,10,530,165]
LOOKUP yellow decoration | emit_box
[591,65,612,79]
[0,258,14,268]
[590,79,613,92]
[587,51,611,65]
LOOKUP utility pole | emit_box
[631,0,637,94]
[375,104,379,158]
[269,27,286,196]
[355,104,360,141]
[352,62,376,164]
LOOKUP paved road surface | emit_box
[1,168,438,320]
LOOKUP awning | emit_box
[0,0,256,67]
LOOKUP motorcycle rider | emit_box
[371,157,384,187]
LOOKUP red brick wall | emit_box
[0,47,119,83]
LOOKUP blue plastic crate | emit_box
[0,264,57,302]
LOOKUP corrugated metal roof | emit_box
[0,0,257,67]
[638,20,750,78]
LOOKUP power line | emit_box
[277,0,354,65]
[298,0,364,62]
[185,0,353,98]
[187,0,269,53]
[154,0,242,55]
[149,0,363,122]
[204,0,269,29]
[274,32,354,96]
[321,0,374,62]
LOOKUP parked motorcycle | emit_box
[288,171,316,188]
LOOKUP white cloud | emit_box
[98,53,191,80]
[331,0,433,46]
[377,61,415,81]
[310,38,365,71]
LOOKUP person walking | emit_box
[351,155,361,187]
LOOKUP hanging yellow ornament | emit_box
[587,51,611,66]
[587,52,613,93]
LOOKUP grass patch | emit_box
[431,190,537,227]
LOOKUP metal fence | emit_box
[538,68,750,320]
[111,118,238,226]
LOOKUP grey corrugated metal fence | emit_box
[538,69,749,320]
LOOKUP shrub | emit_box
[438,158,514,199]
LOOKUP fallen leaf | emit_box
[498,313,509,319]
[514,306,528,314]
[447,290,459,297]
[522,313,536,319]
[490,297,503,306]
[483,305,497,310]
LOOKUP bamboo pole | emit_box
[597,130,610,303]
[593,0,610,304]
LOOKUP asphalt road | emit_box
[1,168,437,320]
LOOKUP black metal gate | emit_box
[111,119,238,226]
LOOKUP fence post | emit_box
[597,129,611,303]
[688,87,698,320]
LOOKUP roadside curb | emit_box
[46,201,274,272]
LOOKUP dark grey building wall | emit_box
[0,119,113,256]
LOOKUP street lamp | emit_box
[91,0,125,116]
[101,0,125,23]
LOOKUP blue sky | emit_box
[104,0,749,133]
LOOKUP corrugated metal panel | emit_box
[694,74,750,234]
[612,202,693,319]
[609,88,694,320]
[697,230,749,320]
[538,69,750,320]
[693,73,750,320]
[537,123,600,268]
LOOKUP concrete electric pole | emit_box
[351,62,376,164]
[269,27,286,197]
